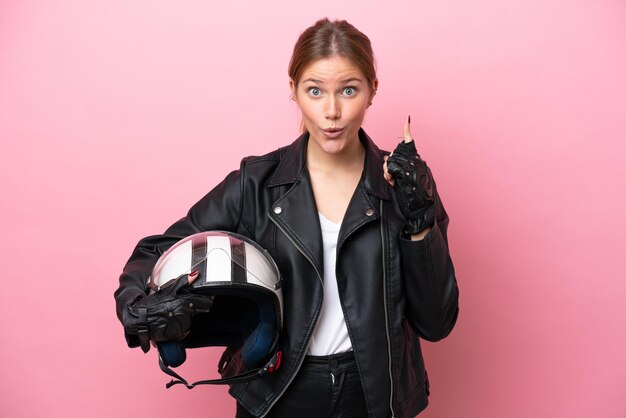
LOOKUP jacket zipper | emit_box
[380,200,395,418]
[263,215,324,417]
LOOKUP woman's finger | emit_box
[404,115,413,143]
[188,270,200,284]
[383,155,395,186]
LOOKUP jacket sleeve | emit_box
[401,167,459,342]
[113,159,248,348]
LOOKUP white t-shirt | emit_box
[307,213,353,355]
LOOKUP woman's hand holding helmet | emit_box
[122,271,213,353]
[383,116,436,236]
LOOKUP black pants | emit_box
[236,351,367,418]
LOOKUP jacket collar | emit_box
[268,128,390,201]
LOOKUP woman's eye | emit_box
[343,87,357,96]
[308,87,322,96]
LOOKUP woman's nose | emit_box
[325,96,341,120]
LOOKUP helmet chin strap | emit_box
[158,348,283,389]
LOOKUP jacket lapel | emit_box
[267,133,324,277]
[337,129,390,252]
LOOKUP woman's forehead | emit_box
[300,56,365,83]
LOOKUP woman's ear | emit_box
[368,78,379,107]
[289,79,297,103]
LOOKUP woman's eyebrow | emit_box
[302,77,363,84]
[341,77,363,83]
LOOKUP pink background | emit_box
[1,1,625,417]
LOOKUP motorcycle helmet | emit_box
[148,230,283,388]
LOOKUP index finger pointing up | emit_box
[404,115,413,143]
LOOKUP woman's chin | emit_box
[320,140,346,154]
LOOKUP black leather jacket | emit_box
[114,128,459,418]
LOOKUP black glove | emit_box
[386,140,436,236]
[122,274,213,353]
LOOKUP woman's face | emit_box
[290,55,377,157]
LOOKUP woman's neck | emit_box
[305,131,366,224]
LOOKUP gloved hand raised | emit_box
[384,116,436,236]
[122,271,213,353]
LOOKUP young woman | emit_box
[115,17,459,418]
